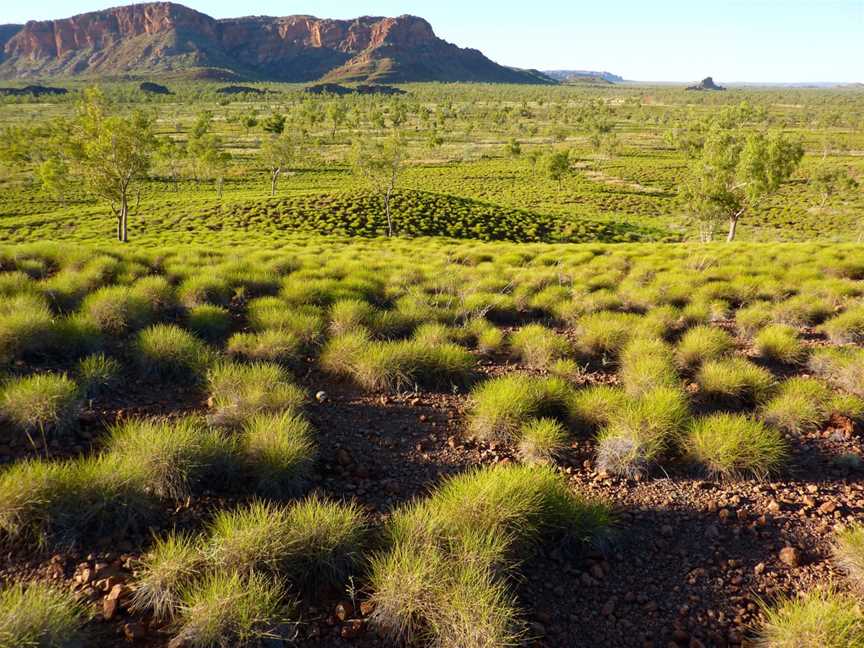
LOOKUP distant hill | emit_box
[0,3,556,84]
[544,70,624,84]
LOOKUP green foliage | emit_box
[697,357,775,404]
[755,588,864,648]
[509,323,571,369]
[75,352,121,398]
[241,412,315,497]
[754,324,805,363]
[676,325,735,369]
[207,361,305,428]
[685,413,787,478]
[516,418,568,465]
[136,324,212,381]
[0,581,88,648]
[834,523,864,595]
[0,373,81,443]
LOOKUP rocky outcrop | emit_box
[0,3,554,84]
[687,76,726,91]
[0,84,67,96]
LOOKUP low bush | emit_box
[0,581,88,647]
[685,413,787,478]
[509,324,571,369]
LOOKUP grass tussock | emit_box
[676,325,735,370]
[227,330,303,364]
[820,306,864,345]
[468,374,571,443]
[755,588,864,648]
[697,358,775,405]
[685,413,787,478]
[759,377,863,434]
[618,336,679,396]
[568,384,628,432]
[207,361,305,428]
[241,412,315,497]
[833,524,864,594]
[136,324,213,382]
[131,532,204,622]
[0,581,88,647]
[509,324,571,369]
[0,373,81,444]
[75,352,121,398]
[754,324,806,364]
[516,418,568,465]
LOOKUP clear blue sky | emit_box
[3,1,862,82]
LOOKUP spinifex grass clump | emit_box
[755,588,864,648]
[187,304,233,344]
[760,377,864,434]
[568,384,628,432]
[696,357,775,406]
[0,373,81,446]
[227,330,303,364]
[368,465,610,648]
[618,336,679,396]
[595,387,690,477]
[573,311,642,358]
[754,324,806,364]
[241,412,315,497]
[516,418,568,465]
[322,331,475,392]
[75,352,121,398]
[509,323,571,369]
[820,306,864,344]
[676,325,735,370]
[685,413,787,478]
[0,581,89,647]
[833,523,864,594]
[79,285,153,335]
[106,417,237,499]
[173,571,290,648]
[136,324,213,382]
[207,361,305,428]
[467,374,571,442]
[0,294,57,364]
[131,532,204,622]
[809,347,864,397]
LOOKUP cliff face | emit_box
[0,3,553,84]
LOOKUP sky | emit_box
[2,1,862,83]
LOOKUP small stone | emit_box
[335,600,354,622]
[315,390,328,403]
[754,562,766,575]
[661,524,673,537]
[779,547,800,567]
[819,501,837,515]
[601,598,616,616]
[123,622,147,641]
[767,500,781,514]
[340,619,365,639]
[359,600,376,617]
[336,448,352,467]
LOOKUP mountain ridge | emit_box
[0,3,555,84]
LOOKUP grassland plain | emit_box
[0,81,863,648]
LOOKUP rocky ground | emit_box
[1,345,861,648]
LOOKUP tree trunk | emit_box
[384,186,393,237]
[217,177,224,200]
[726,213,740,242]
[119,193,128,243]
[271,168,280,197]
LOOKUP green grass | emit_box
[0,373,81,445]
[833,523,864,595]
[755,588,864,648]
[760,377,836,434]
[697,357,775,405]
[516,418,568,465]
[509,324,571,369]
[226,330,303,364]
[0,581,88,648]
[754,324,806,364]
[136,324,213,381]
[685,413,787,478]
[240,412,315,497]
[676,325,735,370]
[207,361,305,428]
[75,352,121,398]
[619,336,679,396]
[131,532,204,622]
[187,304,233,343]
[820,306,864,345]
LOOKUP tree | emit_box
[351,135,407,237]
[36,158,72,205]
[187,110,230,196]
[155,136,185,192]
[504,138,521,158]
[682,126,804,242]
[260,134,297,197]
[326,102,349,139]
[811,163,858,208]
[241,111,259,135]
[544,150,571,191]
[262,113,286,136]
[67,87,156,242]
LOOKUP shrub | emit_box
[130,532,204,621]
[618,337,678,396]
[207,361,305,428]
[0,581,88,647]
[0,373,81,444]
[697,358,775,405]
[509,324,571,369]
[676,325,735,369]
[106,417,236,499]
[755,588,864,648]
[187,305,233,343]
[754,324,805,364]
[468,375,571,442]
[173,571,289,648]
[75,353,121,398]
[685,413,787,478]
[821,307,864,344]
[517,418,567,465]
[226,330,302,364]
[136,324,212,381]
[834,524,864,595]
[241,412,315,497]
[596,387,690,477]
